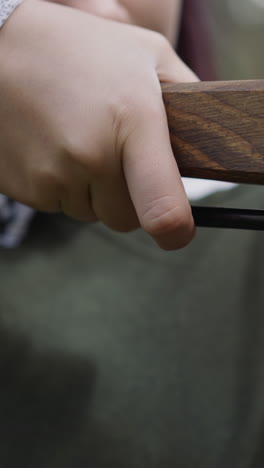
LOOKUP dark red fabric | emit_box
[177,0,217,81]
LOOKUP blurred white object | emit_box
[182,179,236,201]
[227,0,264,25]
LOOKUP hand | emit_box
[46,0,133,24]
[46,0,182,43]
[0,0,198,250]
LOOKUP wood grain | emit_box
[162,80,264,185]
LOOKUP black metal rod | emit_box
[192,206,264,231]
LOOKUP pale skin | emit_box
[46,0,183,44]
[0,0,198,250]
[120,0,183,43]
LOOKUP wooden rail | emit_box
[162,80,264,185]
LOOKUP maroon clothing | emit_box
[178,0,217,81]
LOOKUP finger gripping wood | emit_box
[162,80,264,185]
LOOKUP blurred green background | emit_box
[208,0,264,79]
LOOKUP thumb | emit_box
[122,41,198,250]
[122,82,195,251]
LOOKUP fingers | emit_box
[94,0,131,23]
[155,34,199,83]
[122,90,196,250]
[118,36,198,250]
[47,0,131,24]
[91,170,140,232]
[60,184,98,222]
[87,35,197,249]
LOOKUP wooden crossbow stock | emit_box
[162,80,264,230]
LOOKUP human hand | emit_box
[0,0,197,250]
[46,0,182,43]
[46,0,133,24]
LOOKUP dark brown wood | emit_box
[162,80,264,184]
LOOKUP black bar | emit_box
[192,206,264,231]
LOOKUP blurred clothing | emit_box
[178,0,217,81]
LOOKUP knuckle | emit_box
[110,81,161,122]
[109,80,163,151]
[112,96,162,148]
[62,137,89,168]
[63,136,105,179]
[39,165,65,193]
[110,92,136,130]
[109,93,139,154]
[152,31,171,52]
[36,163,67,210]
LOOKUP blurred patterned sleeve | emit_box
[0,0,24,28]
